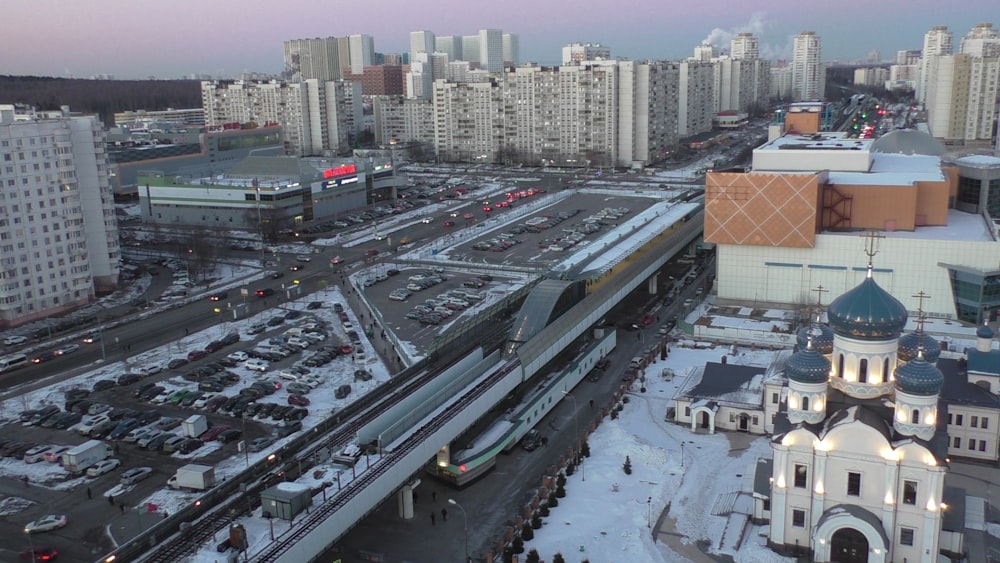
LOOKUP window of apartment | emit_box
[956,414,964,426]
[847,472,861,496]
[953,436,961,448]
[979,440,987,452]
[969,439,976,450]
[902,480,917,505]
[948,413,953,425]
[792,509,806,527]
[971,416,979,428]
[982,418,989,430]
[900,527,915,546]
[794,464,808,488]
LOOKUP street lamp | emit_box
[647,496,652,529]
[561,390,584,481]
[241,414,250,467]
[25,529,34,563]
[681,442,685,468]
[448,498,469,563]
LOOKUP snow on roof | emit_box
[823,209,995,242]
[954,154,1000,167]
[758,132,871,152]
[275,482,311,493]
[827,152,944,186]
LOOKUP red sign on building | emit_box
[323,164,357,179]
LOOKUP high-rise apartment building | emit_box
[616,60,680,168]
[562,43,612,64]
[791,31,824,101]
[678,60,716,136]
[770,63,792,99]
[918,26,953,102]
[926,53,1000,142]
[348,34,375,75]
[0,106,121,327]
[283,37,342,82]
[502,33,519,66]
[693,43,715,62]
[730,32,758,60]
[410,30,436,56]
[479,29,504,72]
[959,23,1000,57]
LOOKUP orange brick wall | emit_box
[705,171,821,248]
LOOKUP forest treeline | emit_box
[0,76,202,126]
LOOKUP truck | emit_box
[182,414,208,438]
[61,440,114,473]
[167,464,216,491]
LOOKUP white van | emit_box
[0,352,29,373]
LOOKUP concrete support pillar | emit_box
[647,273,659,294]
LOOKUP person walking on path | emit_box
[87,487,92,499]
[430,512,436,526]
[441,507,448,522]
[431,491,437,503]
[120,503,126,515]
[108,494,115,506]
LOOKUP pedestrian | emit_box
[430,511,436,526]
[185,328,189,336]
[441,507,448,522]
[87,487,92,499]
[108,494,115,506]
[120,503,126,515]
[589,399,595,408]
[431,491,437,503]
[22,475,29,487]
[163,511,169,519]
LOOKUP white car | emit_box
[22,445,54,464]
[124,427,156,443]
[130,365,162,376]
[420,216,433,223]
[150,389,174,404]
[227,351,249,362]
[278,369,301,381]
[120,466,153,486]
[77,414,111,434]
[3,335,27,345]
[244,359,269,372]
[54,343,80,355]
[86,458,121,477]
[24,514,68,534]
[295,255,312,263]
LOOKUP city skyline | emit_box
[0,0,990,79]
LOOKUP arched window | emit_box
[838,354,845,378]
[802,396,810,411]
[859,359,868,383]
[883,358,890,380]
[911,409,920,424]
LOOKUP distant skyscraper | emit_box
[791,31,824,101]
[479,29,504,72]
[435,36,463,62]
[693,43,715,62]
[918,26,953,102]
[503,33,519,65]
[731,33,758,60]
[283,37,342,82]
[562,43,612,64]
[462,35,481,66]
[410,30,436,57]
[348,34,375,75]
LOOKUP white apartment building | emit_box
[853,67,890,87]
[502,33,519,66]
[616,60,680,169]
[435,36,463,61]
[770,64,792,99]
[926,53,1000,142]
[432,80,502,162]
[731,32,759,60]
[201,79,362,156]
[372,96,435,147]
[693,43,715,62]
[113,108,205,127]
[711,56,769,113]
[0,106,120,327]
[959,22,1000,57]
[678,60,716,136]
[561,43,611,64]
[479,29,504,73]
[405,58,433,100]
[283,37,342,82]
[348,34,375,75]
[791,32,824,101]
[918,26,953,102]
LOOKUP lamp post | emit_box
[647,496,652,529]
[241,414,250,467]
[561,390,584,481]
[448,498,469,563]
[25,529,34,563]
[681,442,685,468]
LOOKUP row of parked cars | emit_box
[402,276,492,326]
[296,204,401,236]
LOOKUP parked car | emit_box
[120,466,153,485]
[24,514,68,534]
[287,394,310,407]
[249,436,276,452]
[86,458,122,477]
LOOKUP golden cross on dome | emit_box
[811,285,828,307]
[860,230,885,277]
[912,291,931,333]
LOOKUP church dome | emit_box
[898,331,941,363]
[796,323,835,355]
[870,129,945,156]
[786,344,832,384]
[894,355,944,396]
[827,275,908,340]
[978,323,996,339]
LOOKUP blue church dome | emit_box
[898,331,941,363]
[827,274,908,340]
[786,345,832,384]
[894,355,944,396]
[978,323,996,339]
[796,323,835,355]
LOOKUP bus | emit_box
[0,352,29,373]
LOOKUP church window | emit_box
[838,354,844,377]
[792,509,806,527]
[883,357,889,379]
[801,396,809,411]
[793,464,808,488]
[772,392,779,404]
[911,409,920,424]
[858,359,868,383]
[752,415,759,425]
[847,472,861,496]
[971,416,978,427]
[902,480,917,505]
[684,406,690,417]
[900,527,915,546]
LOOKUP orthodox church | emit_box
[761,257,988,562]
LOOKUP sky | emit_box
[0,0,992,79]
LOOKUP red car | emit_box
[20,546,58,561]
[288,394,311,407]
[200,425,232,441]
[443,221,455,227]
[187,350,208,361]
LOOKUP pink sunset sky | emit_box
[0,0,989,79]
